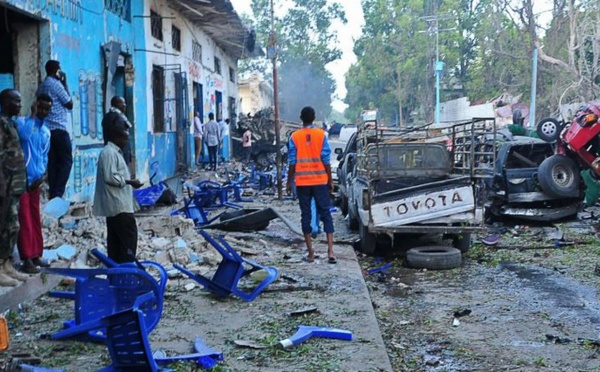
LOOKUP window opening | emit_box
[150,10,163,41]
[152,65,165,132]
[192,40,202,63]
[214,57,221,75]
[172,25,181,51]
[105,0,131,21]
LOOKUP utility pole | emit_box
[268,0,282,199]
[420,14,453,125]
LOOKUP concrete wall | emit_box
[5,0,245,201]
[4,0,148,203]
[143,0,240,176]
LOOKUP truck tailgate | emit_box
[371,178,476,227]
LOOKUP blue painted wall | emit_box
[6,0,148,202]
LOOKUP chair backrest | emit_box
[75,267,164,334]
[104,308,159,371]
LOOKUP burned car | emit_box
[485,136,583,222]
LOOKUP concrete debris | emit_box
[42,197,70,220]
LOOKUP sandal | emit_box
[20,260,40,274]
[32,258,50,268]
[328,257,338,264]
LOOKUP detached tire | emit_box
[538,155,580,198]
[406,246,462,270]
[358,218,376,255]
[536,118,562,142]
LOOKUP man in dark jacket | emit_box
[101,96,132,164]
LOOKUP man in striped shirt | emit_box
[36,60,73,199]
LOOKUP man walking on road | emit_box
[286,106,336,264]
[0,89,31,285]
[36,60,73,199]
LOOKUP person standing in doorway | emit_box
[286,106,336,264]
[193,111,204,166]
[0,89,31,285]
[205,113,219,171]
[242,127,252,164]
[16,94,52,273]
[36,60,73,199]
[101,96,132,164]
[219,118,230,162]
[93,124,143,263]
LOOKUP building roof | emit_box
[171,0,264,60]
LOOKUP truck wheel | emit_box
[346,203,359,230]
[358,218,376,255]
[452,233,472,253]
[406,246,462,270]
[536,118,561,142]
[340,195,348,216]
[538,155,580,198]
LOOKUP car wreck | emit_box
[485,136,583,222]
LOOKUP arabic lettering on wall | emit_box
[23,0,83,23]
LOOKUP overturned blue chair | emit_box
[46,264,166,343]
[88,249,168,295]
[174,230,279,302]
[71,301,223,371]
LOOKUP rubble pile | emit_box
[40,201,226,277]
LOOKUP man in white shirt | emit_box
[204,113,220,171]
[193,111,204,166]
[93,124,143,263]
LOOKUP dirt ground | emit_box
[4,182,600,371]
[360,217,600,371]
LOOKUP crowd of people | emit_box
[0,59,144,284]
[0,58,337,286]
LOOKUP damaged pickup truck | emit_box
[485,135,583,221]
[345,117,492,254]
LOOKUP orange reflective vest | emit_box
[291,127,328,186]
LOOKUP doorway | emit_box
[0,5,43,113]
[215,90,222,121]
[193,82,203,120]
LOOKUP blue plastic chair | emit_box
[88,249,168,295]
[46,265,165,343]
[69,300,223,371]
[174,230,279,302]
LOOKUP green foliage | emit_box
[240,0,346,122]
[345,0,534,126]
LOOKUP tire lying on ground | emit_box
[405,246,462,270]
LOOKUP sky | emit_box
[229,0,365,113]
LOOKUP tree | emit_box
[239,0,346,122]
[345,0,535,125]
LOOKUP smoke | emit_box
[278,57,335,122]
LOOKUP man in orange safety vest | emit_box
[286,106,336,264]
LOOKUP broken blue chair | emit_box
[46,264,166,343]
[72,301,223,371]
[88,248,168,296]
[174,191,224,226]
[174,230,279,302]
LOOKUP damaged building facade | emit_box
[0,0,260,202]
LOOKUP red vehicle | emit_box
[536,102,600,198]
